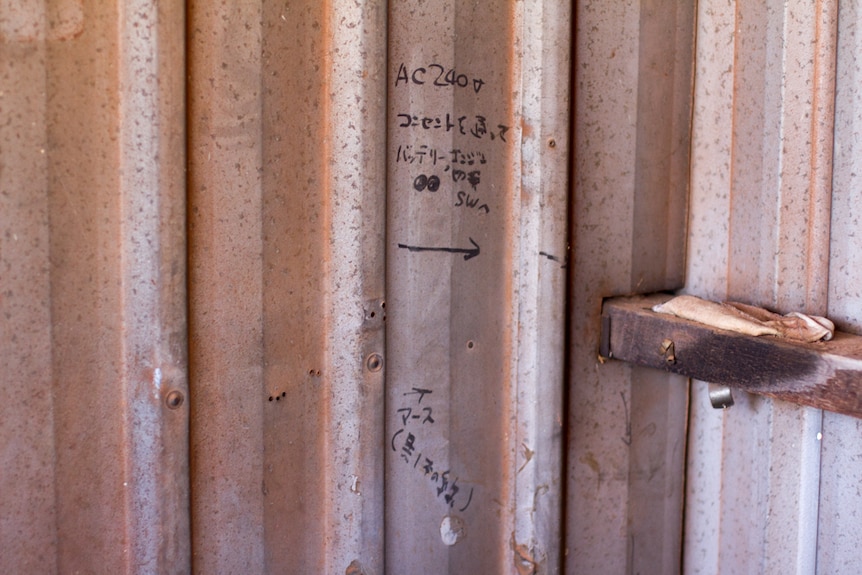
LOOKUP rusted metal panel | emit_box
[566,1,695,573]
[684,0,842,573]
[187,1,387,573]
[1,0,189,573]
[385,1,570,573]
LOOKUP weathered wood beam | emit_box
[601,294,862,418]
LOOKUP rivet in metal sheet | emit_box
[467,340,475,349]
[165,390,184,410]
[708,383,734,409]
[366,353,383,372]
[548,138,556,148]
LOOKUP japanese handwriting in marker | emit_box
[394,62,486,94]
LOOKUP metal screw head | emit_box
[366,353,383,372]
[165,390,184,409]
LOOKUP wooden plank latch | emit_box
[600,293,862,419]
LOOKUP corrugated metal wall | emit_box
[187,0,570,572]
[682,1,862,573]
[385,1,570,573]
[3,0,862,573]
[566,0,695,572]
[187,1,387,572]
[1,1,188,573]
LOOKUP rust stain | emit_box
[510,532,539,575]
[520,117,534,139]
[345,559,366,575]
[48,0,85,41]
[579,451,600,475]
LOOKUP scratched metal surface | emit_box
[187,1,387,573]
[0,1,189,573]
[683,0,855,573]
[566,1,694,573]
[385,1,570,573]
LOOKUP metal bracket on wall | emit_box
[599,293,862,419]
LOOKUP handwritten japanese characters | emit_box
[393,62,506,218]
[391,56,513,515]
[391,388,474,512]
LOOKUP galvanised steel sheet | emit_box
[683,0,853,573]
[187,1,387,573]
[1,3,56,571]
[385,1,570,573]
[7,1,862,573]
[566,1,695,573]
[820,3,862,573]
[1,0,189,573]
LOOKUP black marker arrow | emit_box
[539,251,567,268]
[397,237,480,261]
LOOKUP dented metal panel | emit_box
[567,1,695,573]
[1,0,189,573]
[187,1,387,573]
[385,1,570,573]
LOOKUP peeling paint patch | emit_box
[440,515,465,546]
[510,532,539,575]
